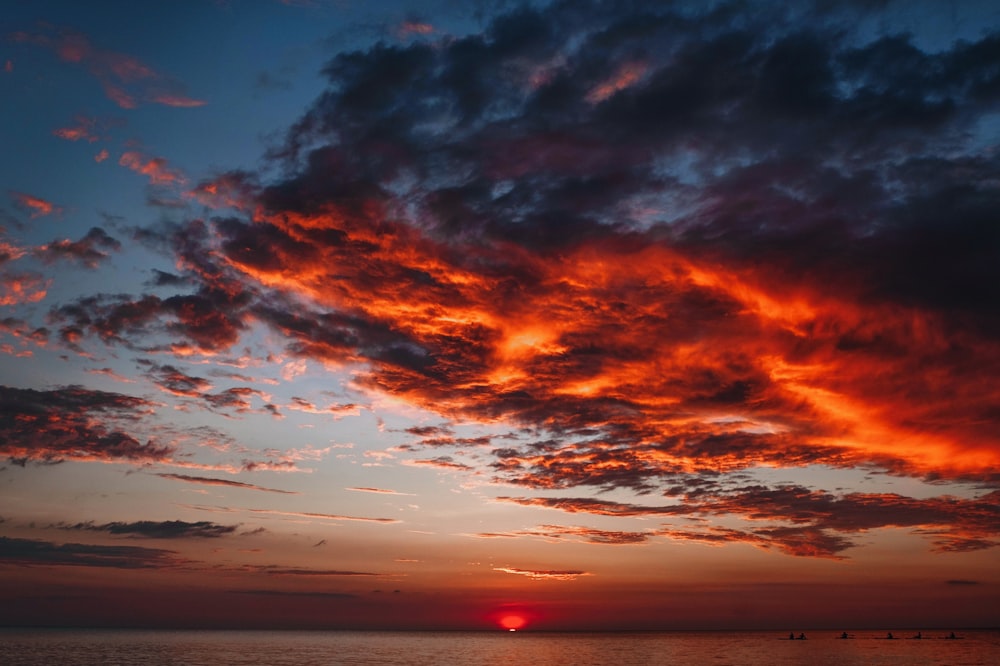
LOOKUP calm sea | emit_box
[1,628,998,665]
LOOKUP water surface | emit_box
[2,628,998,665]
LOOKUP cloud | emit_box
[187,172,259,210]
[43,2,1000,559]
[493,566,592,581]
[54,520,238,539]
[9,191,61,218]
[498,486,1000,557]
[396,20,434,39]
[475,524,654,545]
[0,271,48,306]
[0,384,171,466]
[406,457,476,472]
[345,487,414,495]
[119,151,186,185]
[85,367,134,383]
[234,565,380,577]
[155,473,298,494]
[138,361,212,397]
[0,536,182,569]
[12,27,204,109]
[52,115,100,142]
[244,508,400,524]
[34,227,122,269]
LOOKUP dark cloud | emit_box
[34,227,121,269]
[0,536,181,569]
[138,360,212,397]
[54,520,238,539]
[499,485,1000,557]
[155,473,298,494]
[235,564,380,577]
[475,524,654,545]
[0,385,171,466]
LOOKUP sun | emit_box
[499,614,527,631]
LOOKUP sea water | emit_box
[1,628,998,665]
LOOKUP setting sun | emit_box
[499,615,527,631]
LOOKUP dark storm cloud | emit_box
[55,520,239,539]
[200,0,999,491]
[0,384,171,465]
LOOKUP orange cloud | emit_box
[119,151,185,185]
[9,191,62,218]
[397,21,434,38]
[586,61,648,104]
[52,115,99,142]
[0,272,48,306]
[493,566,592,581]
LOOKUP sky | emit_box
[1,0,999,632]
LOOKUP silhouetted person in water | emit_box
[840,632,849,639]
[886,632,894,639]
[947,632,957,639]
[913,631,922,639]
[797,633,806,640]
[789,633,795,640]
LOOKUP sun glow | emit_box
[499,614,527,631]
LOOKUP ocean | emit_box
[1,628,998,665]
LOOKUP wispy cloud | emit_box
[53,519,239,539]
[119,151,186,185]
[0,536,183,569]
[9,191,61,218]
[493,566,592,581]
[12,27,204,109]
[155,473,298,495]
[244,508,400,524]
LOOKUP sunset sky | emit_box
[2,0,999,631]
